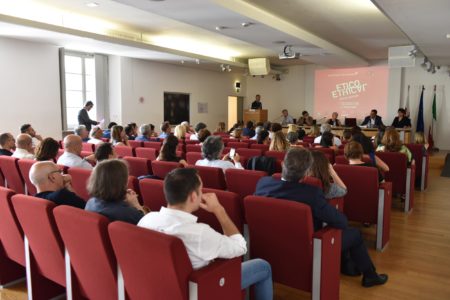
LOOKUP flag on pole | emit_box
[416,86,425,132]
[428,85,437,150]
[405,85,410,117]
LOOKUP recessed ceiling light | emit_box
[241,22,254,28]
[215,26,228,31]
[85,2,99,7]
[446,33,450,39]
[273,41,286,44]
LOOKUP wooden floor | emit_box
[1,152,450,300]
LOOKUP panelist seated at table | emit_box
[361,109,384,128]
[296,110,314,126]
[391,108,411,128]
[251,94,263,109]
[327,112,342,127]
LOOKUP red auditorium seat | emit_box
[312,148,336,164]
[0,169,4,187]
[67,167,92,201]
[139,178,166,211]
[186,152,203,165]
[235,148,262,159]
[12,195,68,298]
[192,165,227,190]
[17,159,37,195]
[244,196,341,300]
[184,140,199,145]
[334,165,392,251]
[135,147,158,161]
[250,144,270,152]
[225,169,267,201]
[265,150,286,161]
[227,142,249,149]
[123,156,152,177]
[143,141,162,152]
[114,146,134,158]
[0,156,24,194]
[151,161,183,179]
[376,152,415,212]
[302,136,315,144]
[128,140,143,149]
[406,144,429,190]
[54,206,118,300]
[109,221,241,300]
[334,155,372,165]
[82,143,94,152]
[296,142,310,148]
[186,144,202,153]
[0,188,25,285]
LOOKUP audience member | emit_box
[227,123,239,135]
[20,124,43,147]
[308,125,320,138]
[0,133,15,156]
[314,124,342,146]
[74,125,90,142]
[414,131,429,154]
[231,127,242,139]
[342,129,352,143]
[345,141,384,182]
[319,131,337,150]
[310,151,347,199]
[77,101,98,131]
[257,130,270,145]
[297,110,314,126]
[197,129,211,144]
[286,131,299,146]
[352,133,389,173]
[242,121,255,138]
[57,135,94,170]
[94,143,117,162]
[124,123,136,140]
[251,126,263,140]
[138,168,273,299]
[174,124,187,140]
[373,127,386,148]
[35,137,59,161]
[214,122,226,133]
[263,121,272,132]
[12,134,35,159]
[269,131,290,152]
[254,148,388,287]
[270,123,282,133]
[103,122,117,139]
[376,128,412,164]
[158,122,172,139]
[135,124,153,142]
[297,128,306,140]
[30,161,85,208]
[85,159,147,224]
[88,126,104,145]
[111,125,130,147]
[157,135,188,167]
[181,121,193,134]
[196,136,243,171]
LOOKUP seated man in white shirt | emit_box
[138,168,272,300]
[195,136,244,171]
[12,134,35,159]
[280,109,294,126]
[190,122,207,141]
[57,134,94,170]
[314,123,342,146]
[88,126,104,145]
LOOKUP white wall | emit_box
[0,37,62,139]
[108,55,123,125]
[112,56,246,129]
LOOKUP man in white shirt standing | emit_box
[57,134,94,170]
[138,168,272,300]
[12,134,35,159]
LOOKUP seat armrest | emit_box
[189,257,241,300]
[312,227,341,300]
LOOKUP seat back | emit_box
[312,148,335,164]
[186,144,202,153]
[249,144,270,152]
[225,169,267,201]
[375,152,407,194]
[17,159,37,195]
[334,155,349,165]
[54,206,117,299]
[108,221,192,300]
[227,142,249,149]
[186,152,203,165]
[244,196,314,291]
[0,169,4,187]
[235,148,262,167]
[193,165,227,190]
[0,188,25,266]
[12,195,66,286]
[128,140,143,149]
[333,165,379,223]
[67,167,92,201]
[303,136,315,144]
[114,146,134,158]
[143,141,163,152]
[0,156,24,194]
[265,150,286,161]
[82,143,94,152]
[135,147,158,161]
[123,156,151,177]
[151,161,183,179]
[139,179,166,211]
[406,143,427,188]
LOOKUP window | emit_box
[62,52,96,130]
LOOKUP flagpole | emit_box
[433,85,439,152]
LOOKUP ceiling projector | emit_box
[278,45,301,60]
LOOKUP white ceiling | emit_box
[0,0,448,70]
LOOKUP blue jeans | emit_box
[241,259,273,300]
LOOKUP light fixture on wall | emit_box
[235,81,241,93]
[220,64,232,72]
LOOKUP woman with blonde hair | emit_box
[215,122,226,133]
[174,124,187,140]
[269,131,290,151]
[308,125,320,138]
[376,128,412,164]
[111,125,130,147]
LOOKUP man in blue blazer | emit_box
[254,148,388,287]
[360,109,384,128]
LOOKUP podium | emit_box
[244,109,268,124]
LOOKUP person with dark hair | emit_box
[251,94,263,109]
[31,161,86,209]
[197,128,211,144]
[138,168,273,300]
[361,109,384,128]
[20,124,43,147]
[88,126,104,145]
[103,122,117,139]
[342,129,352,142]
[319,131,336,149]
[157,135,188,166]
[257,130,270,145]
[297,111,314,126]
[345,141,385,182]
[85,159,147,224]
[255,148,388,287]
[352,132,389,172]
[35,137,60,161]
[0,133,15,156]
[309,151,347,199]
[242,121,255,138]
[270,123,282,133]
[158,122,172,139]
[94,143,117,162]
[190,122,207,141]
[286,131,299,146]
[196,136,243,171]
[263,121,272,132]
[392,108,412,128]
[77,101,99,131]
[297,128,306,140]
[124,124,136,140]
[314,124,342,146]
